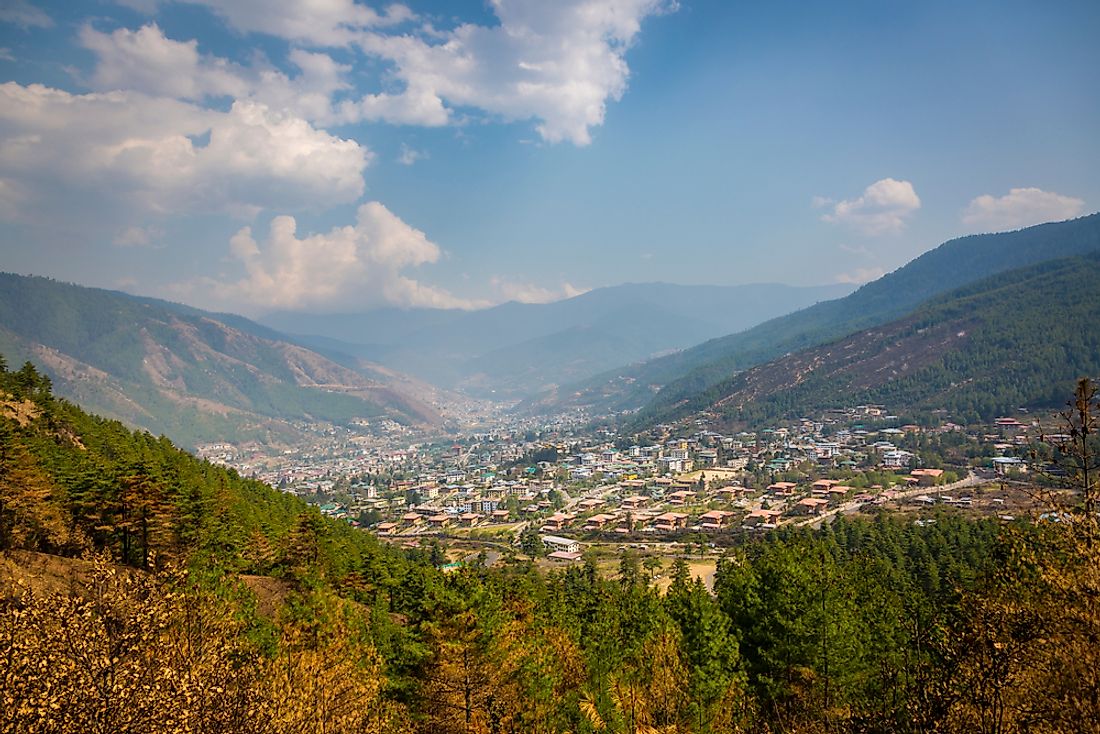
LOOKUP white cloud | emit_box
[833,266,885,285]
[0,48,15,62]
[82,24,354,125]
[490,277,588,304]
[962,187,1085,232]
[81,23,248,101]
[0,82,369,219]
[353,0,676,144]
[0,0,52,29]
[184,0,416,47]
[194,201,481,312]
[820,178,921,235]
[397,143,427,165]
[336,86,450,127]
[81,2,674,144]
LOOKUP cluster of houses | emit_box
[222,398,1039,545]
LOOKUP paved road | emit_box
[796,471,986,529]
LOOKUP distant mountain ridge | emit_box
[526,213,1100,418]
[645,253,1100,431]
[262,281,853,399]
[0,273,445,448]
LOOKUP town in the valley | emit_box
[196,400,1054,584]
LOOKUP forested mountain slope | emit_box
[0,273,443,448]
[639,254,1100,430]
[527,213,1100,417]
[2,361,1099,732]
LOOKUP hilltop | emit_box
[636,254,1100,431]
[0,273,445,448]
[526,213,1100,418]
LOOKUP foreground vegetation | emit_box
[2,359,1099,732]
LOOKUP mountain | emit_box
[262,281,853,399]
[640,253,1100,431]
[528,213,1100,418]
[0,273,446,448]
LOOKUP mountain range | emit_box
[261,282,853,400]
[525,213,1100,421]
[653,253,1100,431]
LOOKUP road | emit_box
[796,471,986,528]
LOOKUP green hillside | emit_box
[649,254,1100,430]
[3,360,1100,732]
[0,273,441,448]
[532,213,1100,418]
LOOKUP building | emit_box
[795,497,830,516]
[699,510,735,530]
[541,535,581,554]
[653,512,689,531]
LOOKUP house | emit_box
[428,514,451,529]
[795,497,830,516]
[653,512,689,531]
[542,535,581,554]
[659,456,693,473]
[401,512,424,527]
[578,498,605,511]
[910,468,945,486]
[375,522,398,536]
[490,509,511,522]
[767,481,798,497]
[458,512,481,527]
[713,486,742,501]
[992,457,1028,475]
[666,490,695,505]
[548,550,583,562]
[881,450,914,469]
[583,513,618,531]
[541,513,574,532]
[827,485,853,503]
[621,495,649,510]
[743,509,782,527]
[699,510,735,530]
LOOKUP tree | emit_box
[520,525,543,558]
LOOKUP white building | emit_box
[541,535,581,554]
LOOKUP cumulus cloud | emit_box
[490,277,588,304]
[196,201,480,312]
[81,23,247,100]
[355,0,677,145]
[186,0,416,46]
[80,2,673,144]
[820,178,921,235]
[962,187,1085,232]
[0,0,52,29]
[0,82,368,219]
[82,24,354,125]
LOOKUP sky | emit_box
[1,0,1098,316]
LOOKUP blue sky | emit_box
[1,0,1098,315]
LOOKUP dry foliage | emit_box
[0,556,407,734]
